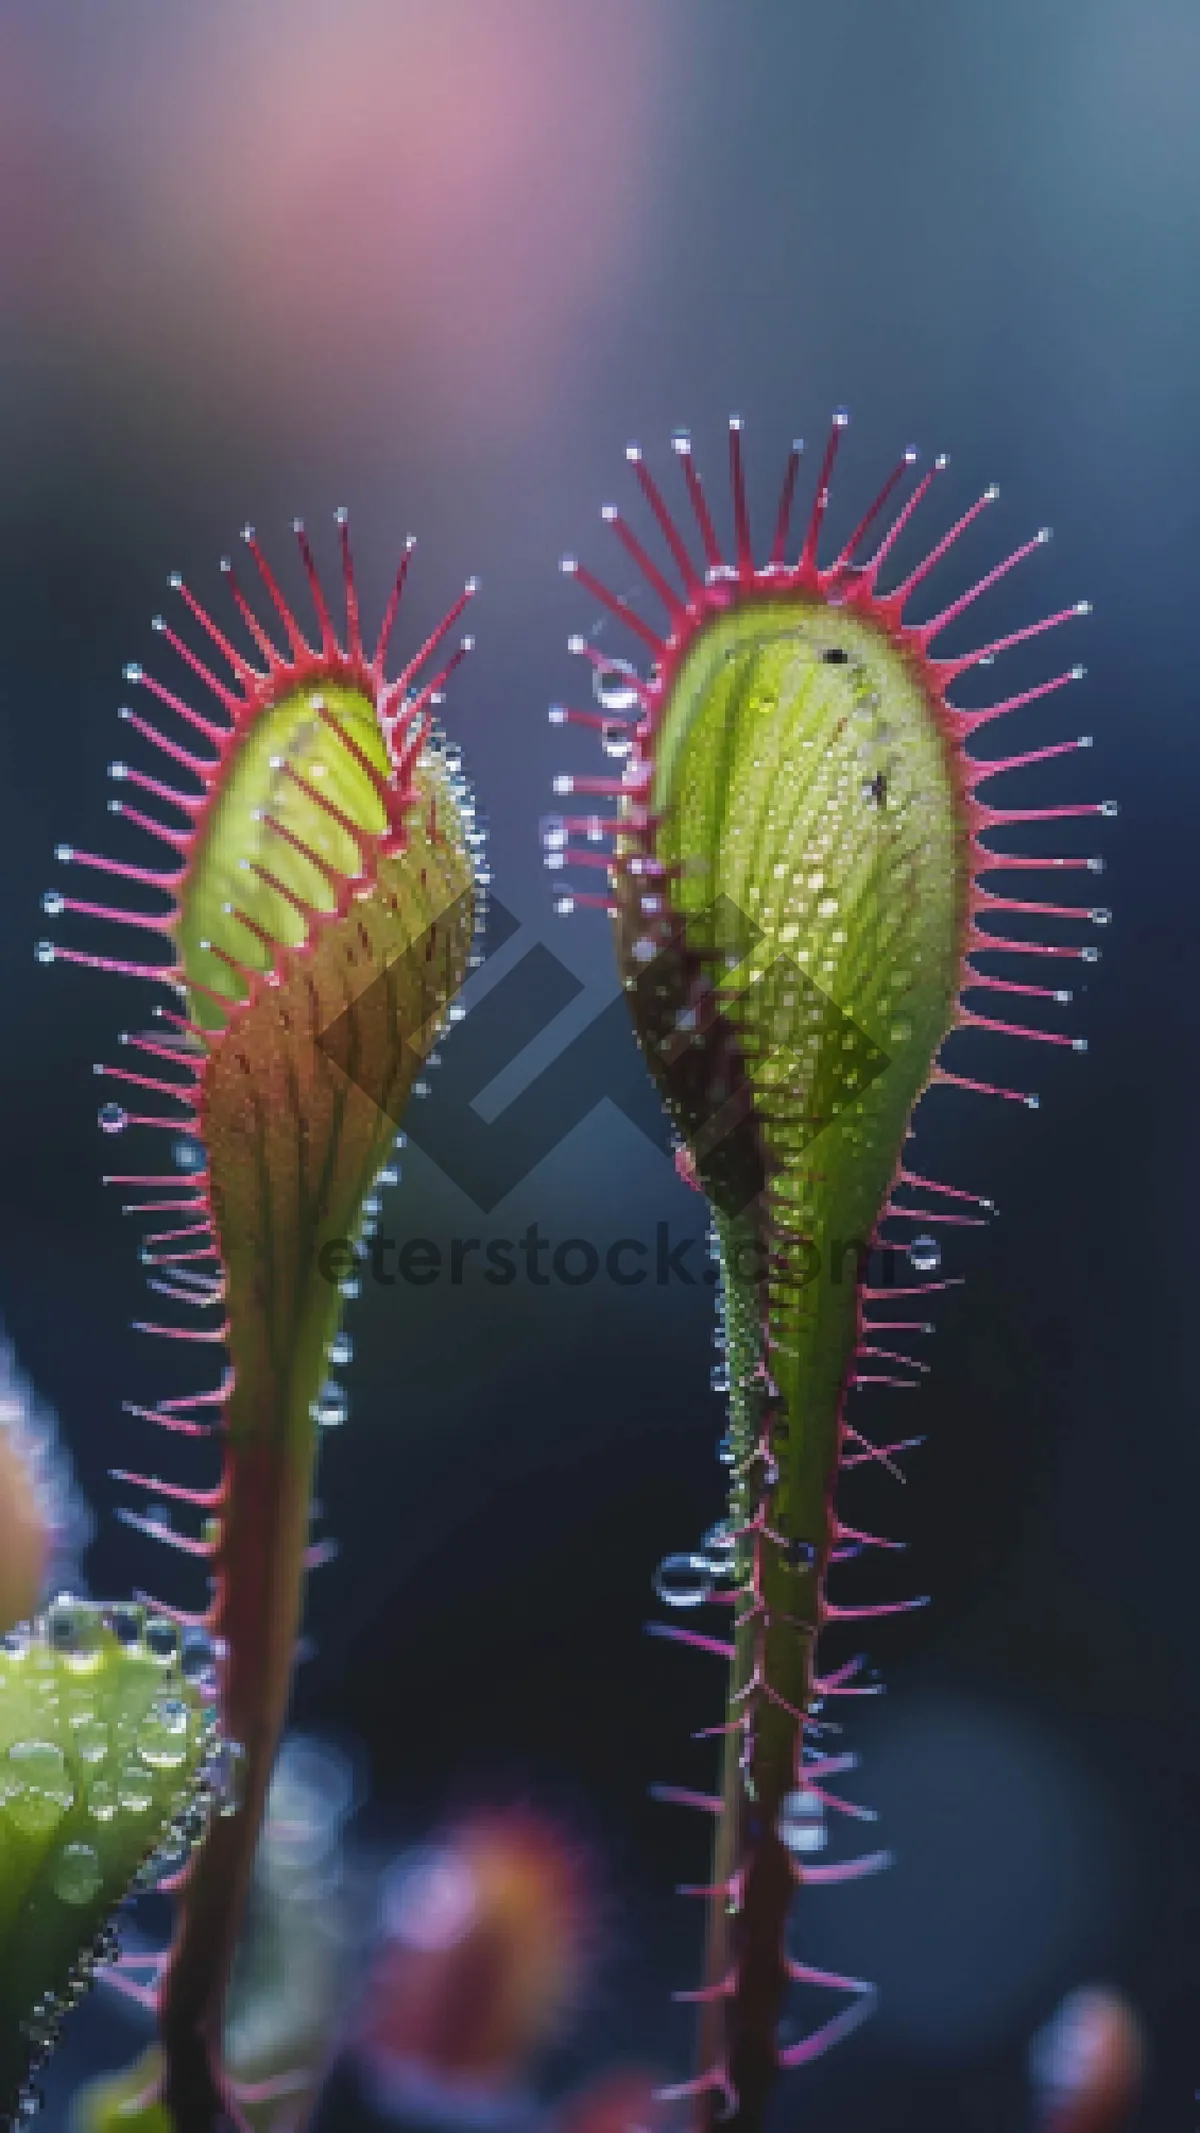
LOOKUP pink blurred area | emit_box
[0,0,671,469]
[1030,1987,1146,2133]
[554,2068,670,2133]
[356,1807,597,2105]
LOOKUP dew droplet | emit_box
[117,1762,154,1814]
[701,1521,738,1576]
[86,1778,118,1823]
[327,1332,353,1367]
[181,1628,218,1692]
[97,1103,128,1135]
[908,1233,941,1274]
[778,1788,827,1855]
[74,1720,109,1767]
[8,1740,67,1787]
[144,1616,179,1665]
[593,659,643,715]
[52,1843,102,1906]
[653,1553,714,1608]
[310,1382,348,1429]
[211,1739,247,1817]
[4,1741,75,1835]
[137,1697,190,1770]
[144,1833,191,1887]
[51,1599,105,1670]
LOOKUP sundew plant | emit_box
[549,413,1110,2131]
[38,519,482,2128]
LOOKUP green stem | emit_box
[159,1434,313,2128]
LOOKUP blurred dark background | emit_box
[0,0,1195,2124]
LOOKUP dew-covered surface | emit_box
[0,1603,217,2121]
